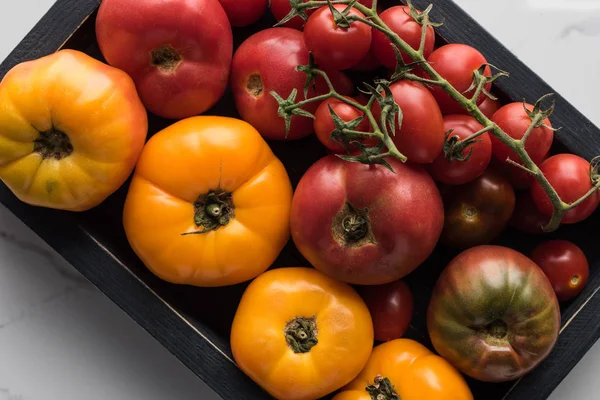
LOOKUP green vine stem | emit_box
[274,0,600,232]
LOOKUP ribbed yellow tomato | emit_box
[334,339,473,400]
[231,267,374,400]
[0,49,147,211]
[122,116,293,287]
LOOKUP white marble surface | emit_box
[1,0,600,399]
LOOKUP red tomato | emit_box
[318,70,355,97]
[424,44,491,114]
[351,40,382,71]
[429,115,492,185]
[270,0,313,29]
[372,81,445,163]
[490,102,554,166]
[510,191,551,234]
[96,0,232,120]
[231,28,320,140]
[291,155,444,285]
[479,96,501,119]
[304,5,372,71]
[372,6,435,69]
[531,240,589,301]
[357,0,373,7]
[358,280,414,342]
[314,97,371,153]
[218,0,268,27]
[531,154,600,224]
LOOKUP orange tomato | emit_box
[334,339,473,400]
[123,116,292,287]
[0,49,147,211]
[231,267,374,400]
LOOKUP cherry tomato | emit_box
[358,279,414,342]
[371,6,435,69]
[316,69,355,97]
[429,115,492,185]
[531,240,589,301]
[372,80,445,163]
[441,168,516,249]
[424,44,492,114]
[490,102,554,166]
[304,5,372,71]
[270,0,313,29]
[218,0,268,27]
[509,191,551,234]
[313,97,371,153]
[531,154,600,224]
[478,96,501,119]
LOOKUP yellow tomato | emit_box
[334,339,473,400]
[0,49,147,211]
[231,267,374,400]
[123,116,292,287]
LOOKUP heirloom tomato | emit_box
[531,240,589,301]
[0,49,147,211]
[122,116,292,287]
[96,0,232,120]
[231,267,373,400]
[218,0,268,27]
[291,155,444,285]
[429,114,492,185]
[531,154,600,224]
[372,80,445,163]
[333,339,473,400]
[428,245,561,382]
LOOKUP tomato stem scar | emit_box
[284,317,318,353]
[365,375,401,400]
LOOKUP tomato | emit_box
[358,280,414,342]
[429,115,492,185]
[318,70,355,97]
[490,102,554,166]
[531,240,589,302]
[291,155,444,285]
[372,6,435,69]
[531,154,600,224]
[231,28,321,140]
[372,81,445,163]
[122,116,293,287]
[304,5,372,71]
[441,168,515,249]
[218,0,268,27]
[428,245,561,382]
[351,45,382,71]
[333,339,473,400]
[479,96,501,119]
[270,0,314,30]
[510,191,551,234]
[231,267,373,400]
[314,97,371,153]
[424,44,492,114]
[96,0,232,119]
[0,49,147,211]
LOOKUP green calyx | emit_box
[366,375,401,400]
[182,190,234,235]
[285,317,318,353]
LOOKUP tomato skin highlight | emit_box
[424,44,492,114]
[291,155,444,285]
[531,240,589,302]
[372,6,435,69]
[531,154,600,224]
[304,5,372,71]
[218,0,268,27]
[429,114,492,185]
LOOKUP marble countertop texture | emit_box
[1,0,600,399]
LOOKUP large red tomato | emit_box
[291,156,444,285]
[96,0,232,120]
[304,5,372,71]
[372,81,445,163]
[424,44,491,114]
[372,6,435,69]
[218,0,268,27]
[429,115,492,185]
[428,245,561,382]
[531,154,600,224]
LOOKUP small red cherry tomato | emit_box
[372,6,435,69]
[479,96,501,119]
[429,115,492,185]
[304,5,372,71]
[531,154,600,224]
[510,191,551,234]
[424,44,492,114]
[218,0,268,27]
[314,97,370,153]
[358,279,414,342]
[531,240,589,301]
